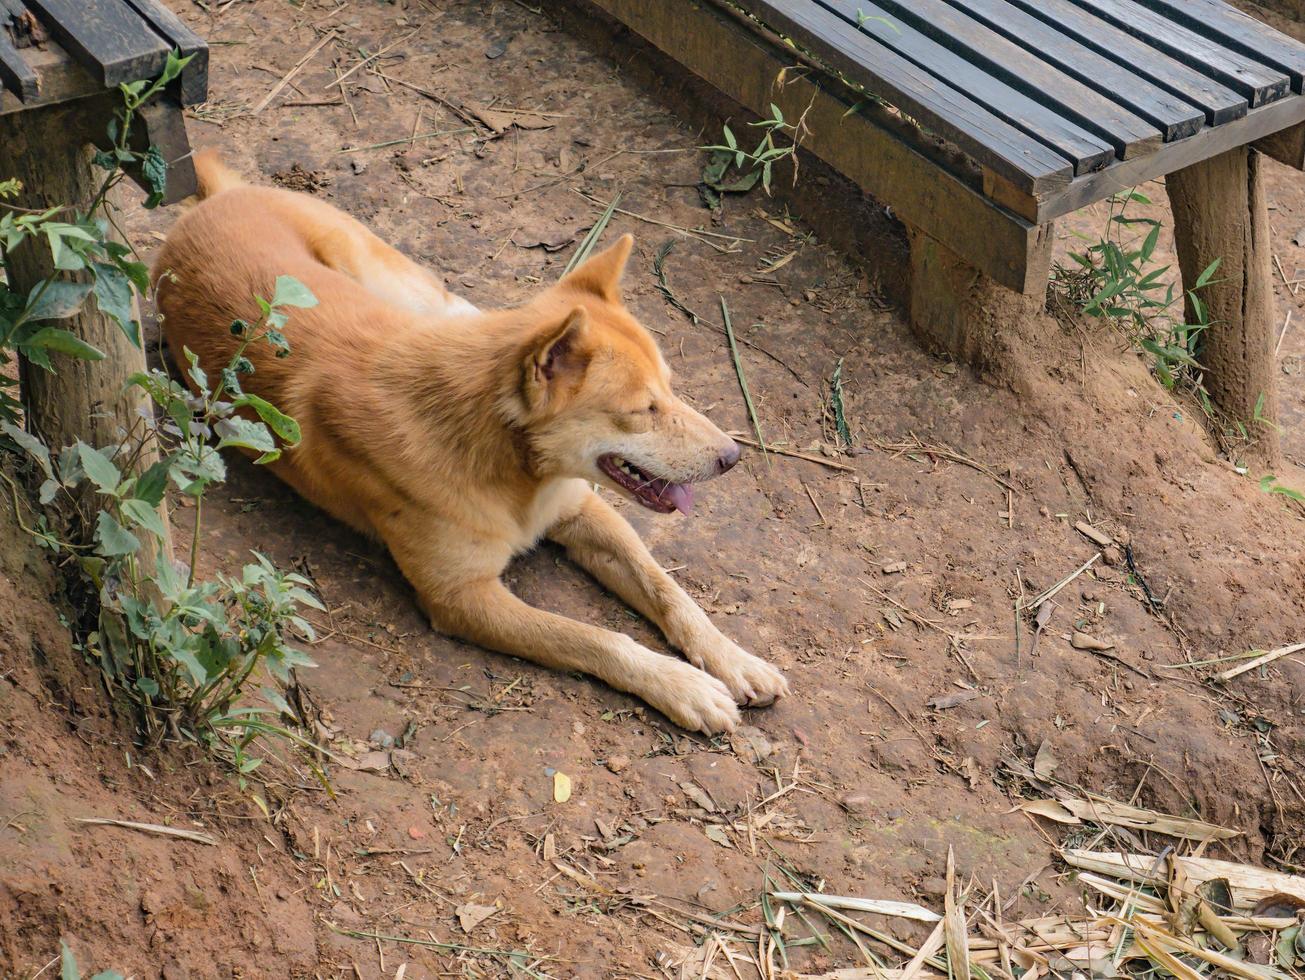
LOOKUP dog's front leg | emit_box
[386,530,741,733]
[548,491,788,707]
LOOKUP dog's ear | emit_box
[523,307,590,410]
[559,233,634,302]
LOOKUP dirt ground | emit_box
[3,0,1305,976]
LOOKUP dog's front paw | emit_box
[691,637,789,707]
[643,659,741,735]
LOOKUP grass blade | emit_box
[720,296,768,468]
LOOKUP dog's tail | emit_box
[192,148,244,200]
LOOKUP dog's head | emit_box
[511,234,739,514]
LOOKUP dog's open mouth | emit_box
[598,454,693,514]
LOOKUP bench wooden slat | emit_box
[814,0,1115,174]
[945,0,1203,142]
[734,0,1072,194]
[872,0,1162,158]
[1135,0,1305,95]
[21,0,170,87]
[0,32,38,100]
[1067,0,1290,107]
[119,0,209,105]
[1003,0,1246,126]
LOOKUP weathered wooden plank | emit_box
[1004,0,1247,125]
[869,0,1161,157]
[22,0,170,87]
[0,30,38,99]
[732,0,1071,194]
[814,0,1115,173]
[1067,0,1290,107]
[585,0,1054,292]
[1040,93,1305,219]
[1254,120,1305,169]
[947,0,1204,141]
[119,0,209,105]
[0,42,98,116]
[1137,0,1305,94]
[133,96,197,203]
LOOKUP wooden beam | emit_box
[583,0,1053,294]
[1168,146,1280,468]
[1038,94,1305,220]
[1254,120,1305,169]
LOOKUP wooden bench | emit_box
[578,0,1305,464]
[0,0,207,457]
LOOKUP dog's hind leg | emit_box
[548,490,788,708]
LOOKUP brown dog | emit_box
[153,151,787,733]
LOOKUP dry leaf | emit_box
[704,824,732,848]
[552,771,572,803]
[456,902,498,933]
[928,689,979,710]
[680,781,717,812]
[1033,740,1059,780]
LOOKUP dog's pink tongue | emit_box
[665,482,694,515]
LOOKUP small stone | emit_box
[407,825,427,840]
[605,754,630,774]
[350,159,367,175]
[276,888,290,901]
[369,729,395,750]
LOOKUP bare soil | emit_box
[3,0,1305,976]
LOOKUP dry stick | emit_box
[250,31,338,115]
[324,27,422,90]
[1020,553,1101,611]
[1276,309,1292,358]
[76,817,217,845]
[872,434,1017,494]
[337,127,473,154]
[575,189,751,251]
[371,69,485,130]
[727,434,854,471]
[1212,641,1305,682]
[721,296,769,467]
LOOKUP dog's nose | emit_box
[717,441,741,473]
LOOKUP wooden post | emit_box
[1167,146,1281,468]
[906,225,1052,369]
[0,99,170,556]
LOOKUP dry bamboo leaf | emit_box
[770,891,942,922]
[1059,798,1238,841]
[944,848,972,980]
[1065,850,1305,907]
[900,918,946,980]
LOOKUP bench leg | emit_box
[0,101,171,558]
[1167,146,1281,468]
[906,226,1049,369]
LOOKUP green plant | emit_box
[1058,190,1221,395]
[701,102,802,203]
[4,277,321,771]
[59,940,123,980]
[1259,474,1305,503]
[1,55,326,788]
[0,50,192,424]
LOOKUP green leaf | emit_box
[0,420,53,478]
[183,346,207,391]
[61,940,79,980]
[77,442,122,495]
[234,393,301,445]
[1194,258,1222,289]
[170,642,208,686]
[92,263,141,347]
[121,498,167,538]
[141,146,167,207]
[270,275,318,309]
[20,327,106,361]
[215,416,276,455]
[133,458,171,506]
[95,511,140,556]
[26,279,92,321]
